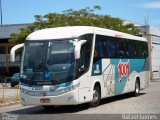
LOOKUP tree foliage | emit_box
[9,6,140,44]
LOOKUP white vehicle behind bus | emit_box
[10,26,150,108]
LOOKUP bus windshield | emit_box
[21,39,78,85]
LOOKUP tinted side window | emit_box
[94,35,106,63]
[117,39,126,58]
[118,39,148,59]
[79,34,93,75]
[94,35,148,60]
[138,42,148,58]
[126,41,134,58]
[129,40,148,59]
[105,37,118,58]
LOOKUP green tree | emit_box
[9,6,140,44]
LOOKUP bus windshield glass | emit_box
[21,39,78,84]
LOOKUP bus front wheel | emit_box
[89,86,101,107]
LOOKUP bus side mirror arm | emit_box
[10,43,24,62]
[74,40,87,59]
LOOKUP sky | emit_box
[1,0,160,28]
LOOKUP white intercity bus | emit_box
[10,26,150,108]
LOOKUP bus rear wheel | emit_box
[133,80,140,97]
[89,86,101,107]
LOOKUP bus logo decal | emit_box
[94,64,100,74]
[118,59,130,81]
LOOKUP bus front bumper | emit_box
[20,86,79,106]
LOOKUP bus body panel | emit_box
[77,74,92,104]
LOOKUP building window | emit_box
[8,46,13,54]
[0,47,6,54]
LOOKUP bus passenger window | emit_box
[118,41,125,58]
[127,43,134,58]
[93,36,106,63]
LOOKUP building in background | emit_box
[138,26,160,80]
[0,24,28,77]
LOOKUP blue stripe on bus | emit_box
[92,59,146,94]
[111,59,145,94]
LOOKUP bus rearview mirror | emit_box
[74,40,87,59]
[10,43,24,62]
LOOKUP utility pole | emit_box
[144,14,149,26]
[0,0,2,25]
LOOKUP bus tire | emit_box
[89,85,101,107]
[133,79,140,97]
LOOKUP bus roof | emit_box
[26,26,147,42]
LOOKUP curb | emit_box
[0,101,20,107]
[150,80,160,82]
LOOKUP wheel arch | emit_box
[91,80,102,98]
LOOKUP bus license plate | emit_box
[40,98,50,103]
